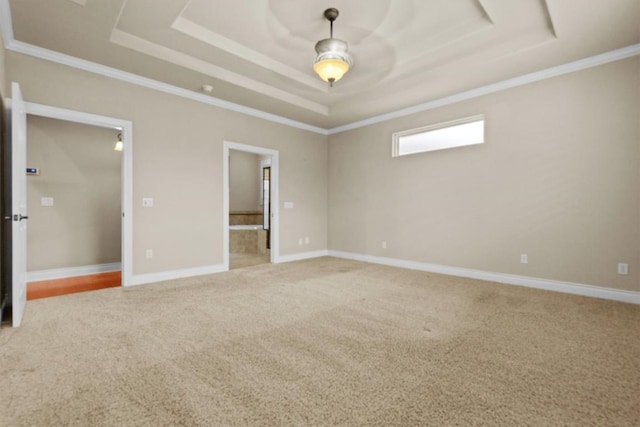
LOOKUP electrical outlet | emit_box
[298,238,303,245]
[520,254,528,264]
[382,241,387,249]
[145,249,153,259]
[618,263,628,275]
[304,236,309,245]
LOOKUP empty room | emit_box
[0,0,638,425]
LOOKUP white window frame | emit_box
[392,115,485,157]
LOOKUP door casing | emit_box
[23,102,133,287]
[223,141,279,269]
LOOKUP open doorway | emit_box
[22,103,132,293]
[25,116,122,299]
[3,87,132,327]
[223,141,279,270]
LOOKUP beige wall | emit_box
[229,150,261,213]
[7,46,638,293]
[26,116,121,271]
[329,57,640,292]
[6,51,328,275]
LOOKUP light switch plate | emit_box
[41,197,54,207]
[142,198,154,207]
[284,202,294,209]
[618,263,628,275]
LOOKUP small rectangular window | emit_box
[392,115,484,157]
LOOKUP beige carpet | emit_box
[230,252,270,270]
[1,257,638,426]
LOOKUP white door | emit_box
[11,82,27,327]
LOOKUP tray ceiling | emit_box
[7,0,640,129]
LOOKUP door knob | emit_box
[13,214,29,221]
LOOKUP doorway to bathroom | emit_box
[223,142,279,270]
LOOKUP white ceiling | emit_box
[5,0,640,129]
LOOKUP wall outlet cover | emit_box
[618,263,628,275]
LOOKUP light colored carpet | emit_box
[230,252,270,270]
[1,257,638,426]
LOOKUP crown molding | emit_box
[0,0,14,44]
[5,39,329,135]
[0,0,638,137]
[109,28,329,116]
[0,0,327,135]
[327,43,640,134]
[171,16,328,93]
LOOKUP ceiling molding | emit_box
[4,38,328,135]
[327,43,640,135]
[110,28,329,116]
[171,16,327,92]
[0,0,14,44]
[541,0,558,38]
[0,0,638,137]
[476,0,494,24]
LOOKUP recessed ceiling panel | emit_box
[6,0,640,129]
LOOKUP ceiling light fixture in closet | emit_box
[114,132,123,152]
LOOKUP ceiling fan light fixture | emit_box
[314,58,350,85]
[313,8,352,87]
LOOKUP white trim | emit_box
[1,0,638,136]
[109,29,329,116]
[171,16,328,92]
[27,263,121,282]
[3,38,327,135]
[224,142,280,270]
[328,251,640,305]
[327,43,640,135]
[0,0,13,44]
[127,264,227,287]
[275,250,329,264]
[392,115,485,157]
[0,0,640,135]
[25,102,130,129]
[23,102,134,288]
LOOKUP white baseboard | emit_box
[127,251,330,287]
[275,250,329,264]
[127,264,227,287]
[328,251,640,305]
[27,263,121,282]
[38,254,635,305]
